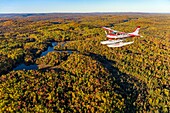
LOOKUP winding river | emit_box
[13,18,134,71]
[13,42,57,71]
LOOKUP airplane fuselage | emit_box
[106,33,139,39]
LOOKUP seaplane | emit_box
[101,26,142,47]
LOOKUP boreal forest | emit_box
[0,13,169,112]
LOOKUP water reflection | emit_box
[13,64,38,70]
[14,42,57,71]
[40,42,57,57]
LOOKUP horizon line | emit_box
[0,11,170,14]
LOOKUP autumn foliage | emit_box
[0,13,169,112]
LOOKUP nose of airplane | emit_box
[106,35,111,38]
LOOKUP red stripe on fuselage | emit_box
[129,34,135,37]
[108,34,116,36]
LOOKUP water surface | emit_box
[13,64,38,71]
[14,42,57,71]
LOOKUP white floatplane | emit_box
[101,26,142,47]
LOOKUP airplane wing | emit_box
[102,27,113,31]
[102,27,126,35]
[102,27,117,33]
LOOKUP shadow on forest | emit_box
[38,52,149,112]
[86,52,148,112]
[28,51,149,112]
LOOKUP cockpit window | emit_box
[112,31,117,34]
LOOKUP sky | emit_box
[0,0,170,13]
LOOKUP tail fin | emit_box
[132,26,140,35]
